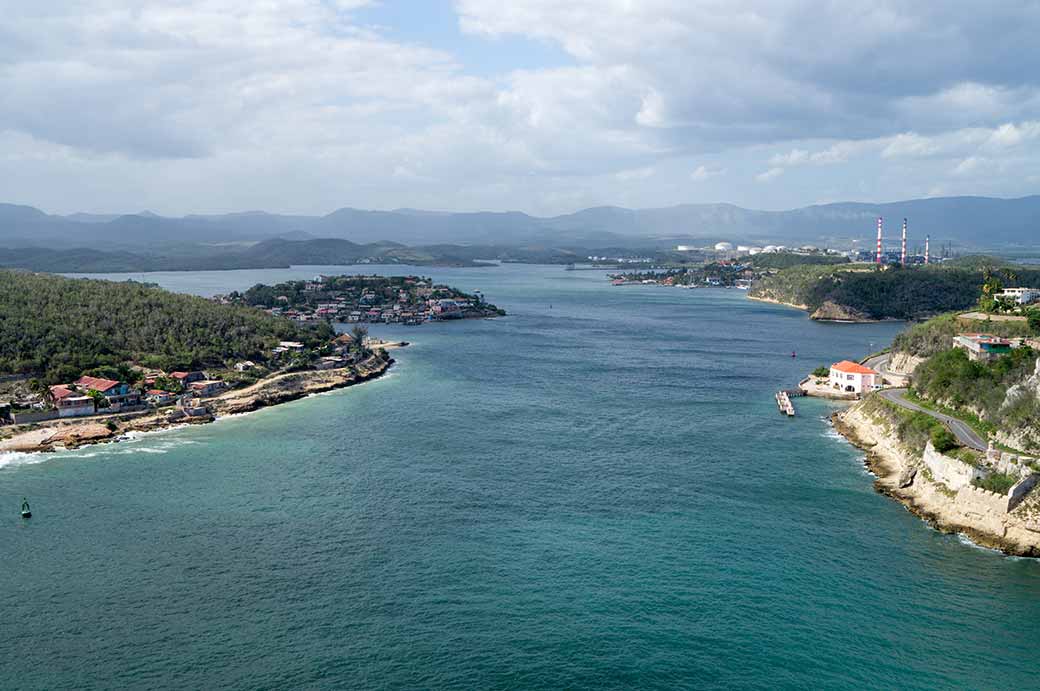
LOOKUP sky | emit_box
[2,0,1040,216]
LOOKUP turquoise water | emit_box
[5,264,1040,689]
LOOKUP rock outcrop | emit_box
[809,300,872,322]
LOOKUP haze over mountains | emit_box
[0,195,1037,272]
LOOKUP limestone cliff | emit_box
[833,398,1040,557]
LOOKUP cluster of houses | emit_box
[0,332,374,426]
[44,370,227,421]
[216,275,501,326]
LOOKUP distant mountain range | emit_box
[0,195,1036,273]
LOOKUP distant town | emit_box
[214,274,506,325]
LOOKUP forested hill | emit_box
[0,271,332,382]
[749,261,1040,321]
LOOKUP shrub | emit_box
[974,472,1017,494]
[812,365,830,377]
[930,426,958,453]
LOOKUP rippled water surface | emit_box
[4,264,1040,689]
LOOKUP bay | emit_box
[3,264,1038,689]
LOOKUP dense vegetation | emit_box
[748,253,849,270]
[892,313,1036,357]
[912,346,1039,431]
[750,260,1040,320]
[0,271,332,382]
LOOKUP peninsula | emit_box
[0,271,499,454]
[747,257,1040,322]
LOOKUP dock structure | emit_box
[775,390,796,417]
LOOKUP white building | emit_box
[714,242,734,251]
[829,361,880,394]
[998,288,1040,305]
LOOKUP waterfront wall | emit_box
[1009,475,1040,511]
[922,443,986,491]
[11,409,60,424]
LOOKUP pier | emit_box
[775,390,796,417]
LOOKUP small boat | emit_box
[20,498,31,519]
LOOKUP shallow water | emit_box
[4,264,1039,689]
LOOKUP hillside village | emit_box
[216,274,506,325]
[0,331,378,427]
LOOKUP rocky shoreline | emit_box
[0,354,395,455]
[746,293,898,322]
[832,399,1040,557]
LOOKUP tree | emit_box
[930,426,958,453]
[350,325,369,355]
[978,271,1004,314]
[1028,309,1040,335]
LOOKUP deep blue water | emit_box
[4,264,1040,689]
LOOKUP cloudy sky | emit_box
[3,0,1040,216]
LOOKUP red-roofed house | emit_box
[74,376,140,411]
[75,376,120,394]
[49,385,95,417]
[145,389,177,405]
[171,371,206,384]
[829,361,879,395]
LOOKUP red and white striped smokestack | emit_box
[875,217,883,265]
[925,235,930,265]
[901,218,907,267]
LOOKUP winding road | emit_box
[877,388,988,451]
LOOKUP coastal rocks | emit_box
[211,356,393,417]
[809,300,871,322]
[897,465,917,488]
[833,400,1040,557]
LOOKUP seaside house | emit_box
[49,385,96,418]
[170,371,207,385]
[952,334,1015,362]
[145,389,177,406]
[234,361,257,372]
[829,361,880,395]
[189,380,227,397]
[75,375,140,411]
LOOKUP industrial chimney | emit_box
[925,235,930,265]
[875,217,883,265]
[901,218,907,267]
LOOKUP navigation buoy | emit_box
[20,498,31,519]
[791,351,797,358]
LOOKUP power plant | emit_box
[863,217,938,266]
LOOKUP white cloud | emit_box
[615,166,655,181]
[3,0,1040,214]
[756,167,784,183]
[690,165,723,181]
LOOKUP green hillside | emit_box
[0,271,332,382]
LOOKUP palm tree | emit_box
[350,325,369,355]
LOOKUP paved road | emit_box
[877,388,988,451]
[863,352,909,383]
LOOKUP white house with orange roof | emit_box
[829,361,880,395]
